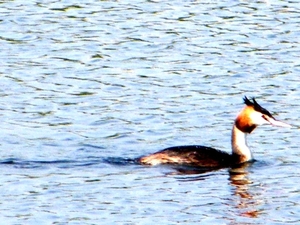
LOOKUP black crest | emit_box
[243,96,273,118]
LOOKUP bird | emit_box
[138,97,290,169]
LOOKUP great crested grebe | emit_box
[138,97,290,168]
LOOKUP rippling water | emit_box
[1,0,300,224]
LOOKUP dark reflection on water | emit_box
[170,162,254,179]
[0,158,102,169]
[0,156,138,169]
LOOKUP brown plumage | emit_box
[138,97,290,168]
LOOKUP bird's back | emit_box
[138,145,232,168]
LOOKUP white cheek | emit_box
[250,111,268,125]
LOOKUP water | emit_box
[0,0,300,224]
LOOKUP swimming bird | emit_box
[138,97,290,168]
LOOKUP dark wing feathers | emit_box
[158,145,232,168]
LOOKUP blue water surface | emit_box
[0,0,300,224]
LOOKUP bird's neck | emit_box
[231,123,253,164]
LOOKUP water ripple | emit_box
[0,0,299,224]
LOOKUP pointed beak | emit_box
[265,116,291,128]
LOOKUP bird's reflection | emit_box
[229,163,261,219]
[167,165,223,181]
[168,162,262,219]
